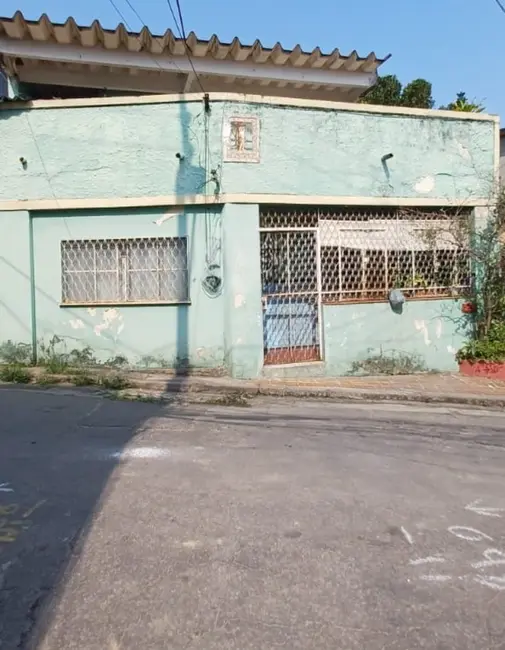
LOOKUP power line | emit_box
[108,0,205,93]
[174,0,187,39]
[164,0,206,93]
[493,0,505,13]
[105,0,185,78]
[163,0,183,38]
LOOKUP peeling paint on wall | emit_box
[435,319,443,339]
[93,308,124,339]
[456,142,471,161]
[234,294,245,308]
[414,176,435,193]
[68,318,85,330]
[414,319,431,346]
[154,211,180,226]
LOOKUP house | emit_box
[0,13,498,378]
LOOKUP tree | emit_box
[405,189,505,363]
[440,92,484,113]
[360,74,434,109]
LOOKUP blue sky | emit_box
[2,0,504,118]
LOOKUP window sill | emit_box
[60,301,191,308]
[322,294,459,306]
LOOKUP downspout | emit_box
[28,214,37,364]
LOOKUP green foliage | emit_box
[399,79,435,109]
[361,75,434,109]
[453,188,505,362]
[38,338,126,373]
[456,339,505,363]
[71,372,98,386]
[140,354,170,368]
[440,92,484,113]
[68,346,97,366]
[0,365,31,384]
[105,355,129,368]
[100,374,130,390]
[349,351,427,375]
[457,321,505,363]
[361,74,402,106]
[36,372,63,386]
[38,335,70,373]
[0,341,32,365]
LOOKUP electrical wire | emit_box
[23,114,75,238]
[163,0,183,37]
[105,0,186,77]
[493,0,505,13]
[108,0,206,93]
[174,0,187,39]
[164,0,206,93]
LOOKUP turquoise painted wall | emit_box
[0,206,476,377]
[0,211,33,349]
[25,203,265,373]
[222,203,263,379]
[323,300,469,375]
[0,99,495,202]
[30,207,226,368]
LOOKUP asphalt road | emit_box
[1,386,505,649]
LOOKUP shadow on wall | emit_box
[0,99,219,376]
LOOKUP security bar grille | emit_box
[260,206,471,303]
[260,229,320,364]
[61,237,189,305]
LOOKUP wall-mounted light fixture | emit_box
[381,153,394,162]
[175,152,185,162]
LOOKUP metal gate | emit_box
[260,219,322,365]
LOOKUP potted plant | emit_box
[412,273,430,297]
[455,188,505,379]
[457,322,505,379]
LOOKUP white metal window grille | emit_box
[223,116,260,163]
[61,237,189,305]
[260,206,471,304]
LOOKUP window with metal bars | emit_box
[61,237,189,305]
[260,206,472,303]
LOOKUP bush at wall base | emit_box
[456,330,505,380]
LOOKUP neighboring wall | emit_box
[0,96,496,203]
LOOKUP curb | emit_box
[2,368,504,409]
[125,376,505,409]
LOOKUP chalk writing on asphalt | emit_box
[408,501,505,591]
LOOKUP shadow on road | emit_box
[0,385,184,649]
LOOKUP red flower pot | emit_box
[459,360,505,380]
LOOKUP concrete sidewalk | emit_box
[126,371,505,409]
